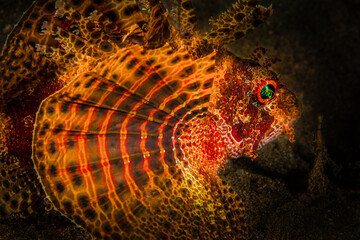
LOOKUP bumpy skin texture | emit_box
[204,0,273,46]
[0,0,300,239]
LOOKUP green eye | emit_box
[256,80,278,104]
[260,84,275,100]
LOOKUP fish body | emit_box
[0,0,300,239]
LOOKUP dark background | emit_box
[0,0,359,239]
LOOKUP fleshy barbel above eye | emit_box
[256,79,278,104]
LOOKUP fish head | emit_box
[210,53,301,159]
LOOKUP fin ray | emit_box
[203,0,273,46]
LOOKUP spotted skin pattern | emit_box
[0,0,146,105]
[204,0,273,46]
[0,0,301,239]
[177,0,198,37]
[0,0,151,217]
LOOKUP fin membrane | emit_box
[203,0,273,46]
[139,0,173,48]
[0,153,49,217]
[30,43,248,238]
[176,0,198,38]
[0,0,147,105]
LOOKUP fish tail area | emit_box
[203,0,273,46]
[0,153,49,217]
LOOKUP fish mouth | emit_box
[229,87,301,157]
[257,87,302,147]
[255,87,301,151]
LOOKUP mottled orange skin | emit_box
[175,53,301,177]
[212,56,300,158]
[0,0,300,239]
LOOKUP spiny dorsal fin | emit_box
[138,0,174,48]
[176,0,198,38]
[247,47,281,68]
[203,0,273,46]
[161,1,272,59]
[0,0,147,105]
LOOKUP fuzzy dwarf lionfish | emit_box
[0,0,300,239]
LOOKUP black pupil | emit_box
[260,84,275,100]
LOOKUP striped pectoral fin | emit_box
[203,0,273,46]
[93,43,216,117]
[0,153,49,217]
[32,70,181,238]
[31,41,217,238]
[31,69,214,238]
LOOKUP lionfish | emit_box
[0,0,300,239]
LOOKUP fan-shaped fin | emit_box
[95,43,216,116]
[31,42,249,238]
[33,43,216,200]
[203,0,273,46]
[0,153,49,217]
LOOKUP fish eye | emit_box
[260,84,275,99]
[256,80,277,104]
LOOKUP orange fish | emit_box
[0,0,300,239]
